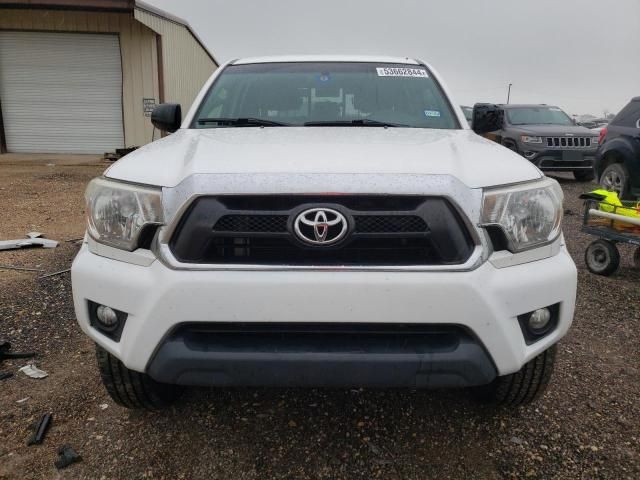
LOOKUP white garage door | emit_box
[0,31,124,153]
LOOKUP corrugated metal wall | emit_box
[134,8,217,114]
[0,31,125,153]
[0,9,159,147]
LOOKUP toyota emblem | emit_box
[294,208,348,246]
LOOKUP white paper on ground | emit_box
[19,364,49,379]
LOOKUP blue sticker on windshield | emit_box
[424,110,441,117]
[318,73,331,82]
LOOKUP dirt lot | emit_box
[0,159,638,480]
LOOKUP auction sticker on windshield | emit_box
[376,67,429,78]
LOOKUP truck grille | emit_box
[213,214,428,234]
[169,195,474,266]
[546,136,593,148]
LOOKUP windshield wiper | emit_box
[303,119,409,127]
[197,117,291,127]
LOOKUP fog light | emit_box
[96,305,118,329]
[529,308,551,331]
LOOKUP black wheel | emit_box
[585,239,620,276]
[475,345,556,407]
[634,247,640,269]
[573,169,595,182]
[502,139,519,153]
[600,163,631,199]
[95,344,181,410]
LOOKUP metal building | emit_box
[0,0,218,154]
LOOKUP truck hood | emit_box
[512,124,598,136]
[105,127,542,189]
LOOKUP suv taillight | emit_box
[598,127,607,145]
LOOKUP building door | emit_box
[0,31,124,154]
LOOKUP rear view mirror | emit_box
[472,103,503,134]
[151,103,182,133]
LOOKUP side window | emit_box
[612,101,640,129]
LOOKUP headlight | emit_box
[85,178,163,251]
[481,178,563,253]
[521,135,543,144]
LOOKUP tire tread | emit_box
[478,345,556,407]
[95,344,180,410]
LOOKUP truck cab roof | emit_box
[231,55,422,65]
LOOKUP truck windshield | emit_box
[507,107,573,126]
[192,62,459,129]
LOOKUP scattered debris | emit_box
[0,372,13,381]
[0,264,45,272]
[54,445,82,470]
[66,237,85,243]
[39,268,71,280]
[99,403,109,410]
[27,413,53,446]
[0,232,58,251]
[19,364,48,379]
[0,341,36,362]
[16,397,30,404]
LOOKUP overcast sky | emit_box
[148,0,639,117]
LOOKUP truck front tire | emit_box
[476,345,556,407]
[95,344,181,410]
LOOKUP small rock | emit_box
[617,416,631,427]
[510,436,524,445]
[288,420,297,427]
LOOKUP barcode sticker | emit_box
[376,67,429,78]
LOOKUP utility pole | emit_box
[507,83,512,104]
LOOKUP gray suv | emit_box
[478,104,600,181]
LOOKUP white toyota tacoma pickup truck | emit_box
[72,56,577,410]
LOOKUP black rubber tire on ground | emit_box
[573,169,595,182]
[600,162,631,199]
[95,344,181,410]
[584,239,620,276]
[475,345,556,407]
[502,139,519,153]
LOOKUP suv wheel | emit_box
[600,163,630,199]
[475,345,556,407]
[96,344,181,410]
[573,169,595,182]
[502,139,519,153]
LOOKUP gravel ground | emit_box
[0,162,638,480]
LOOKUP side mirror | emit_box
[151,103,181,133]
[472,103,503,135]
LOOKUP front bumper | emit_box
[519,146,597,171]
[72,243,577,387]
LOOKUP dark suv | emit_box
[595,97,640,199]
[478,104,600,181]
